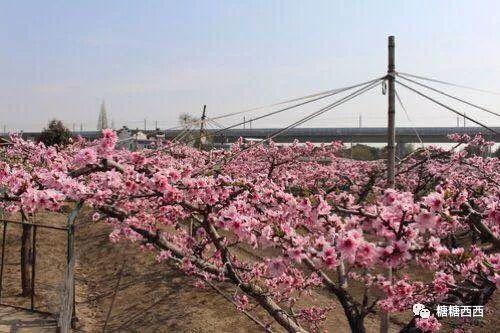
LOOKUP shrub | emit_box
[38,119,71,146]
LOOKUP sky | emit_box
[1,0,500,132]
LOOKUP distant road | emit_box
[2,127,499,143]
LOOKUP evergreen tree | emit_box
[97,101,109,130]
[38,119,71,146]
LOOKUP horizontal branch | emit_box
[68,158,124,178]
[98,204,308,332]
[462,202,500,251]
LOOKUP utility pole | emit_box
[380,35,396,333]
[199,105,207,149]
[387,36,396,188]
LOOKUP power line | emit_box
[395,80,499,135]
[206,118,225,129]
[173,124,195,142]
[394,88,424,147]
[210,78,384,121]
[151,77,384,155]
[200,78,383,138]
[209,80,381,121]
[397,73,500,117]
[214,79,383,168]
[166,118,204,131]
[397,72,500,96]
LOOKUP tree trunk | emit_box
[348,316,367,333]
[303,258,367,333]
[20,223,32,296]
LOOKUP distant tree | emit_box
[176,113,213,149]
[378,145,388,159]
[178,113,199,129]
[378,143,414,159]
[38,119,71,146]
[97,101,109,130]
[398,143,415,158]
[464,144,493,157]
[343,144,381,160]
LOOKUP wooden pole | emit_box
[201,105,206,133]
[20,211,32,297]
[198,105,207,149]
[0,220,6,301]
[30,226,37,310]
[59,201,83,333]
[380,35,396,333]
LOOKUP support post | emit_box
[59,201,83,333]
[30,226,37,311]
[0,221,6,300]
[381,35,396,333]
[20,211,32,297]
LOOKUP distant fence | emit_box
[0,213,77,332]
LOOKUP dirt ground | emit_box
[0,209,497,332]
[72,214,401,333]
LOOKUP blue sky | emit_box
[1,1,499,131]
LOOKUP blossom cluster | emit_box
[0,131,498,332]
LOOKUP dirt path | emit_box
[0,307,57,332]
